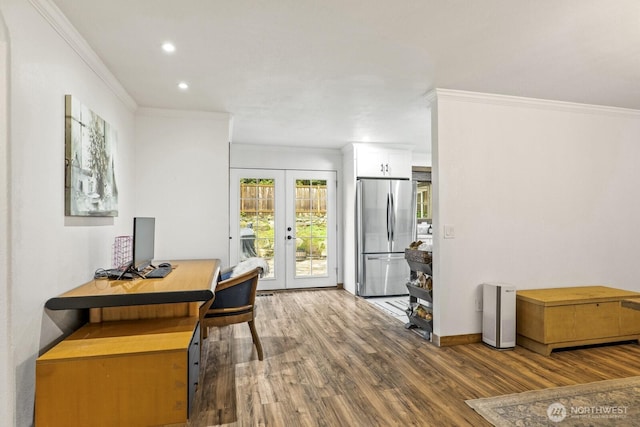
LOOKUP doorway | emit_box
[230,169,337,290]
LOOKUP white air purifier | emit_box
[482,283,516,349]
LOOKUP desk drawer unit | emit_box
[35,317,199,427]
[188,322,201,416]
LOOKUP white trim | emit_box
[432,88,640,118]
[28,0,137,111]
[228,115,235,142]
[136,107,230,121]
[425,89,438,107]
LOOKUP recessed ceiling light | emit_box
[178,82,189,90]
[162,42,176,53]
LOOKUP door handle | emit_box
[386,194,391,241]
[389,193,396,240]
[366,254,406,261]
[287,235,293,240]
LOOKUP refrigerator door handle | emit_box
[386,193,391,242]
[390,192,395,242]
[366,253,406,261]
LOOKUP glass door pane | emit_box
[285,171,337,289]
[239,178,275,278]
[294,179,328,278]
[230,169,285,290]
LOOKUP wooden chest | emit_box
[516,286,640,355]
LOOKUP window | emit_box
[413,167,432,222]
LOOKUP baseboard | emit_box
[432,332,482,347]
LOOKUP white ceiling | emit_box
[51,0,640,152]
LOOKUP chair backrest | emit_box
[210,267,261,310]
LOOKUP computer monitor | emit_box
[132,217,155,271]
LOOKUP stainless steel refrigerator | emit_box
[356,178,416,296]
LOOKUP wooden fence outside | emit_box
[240,183,327,214]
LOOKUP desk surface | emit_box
[45,259,220,310]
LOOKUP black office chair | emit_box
[200,266,264,360]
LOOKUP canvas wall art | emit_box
[65,95,118,216]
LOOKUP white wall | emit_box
[230,143,342,171]
[136,108,231,266]
[2,0,137,424]
[0,9,12,424]
[432,89,640,338]
[411,151,431,168]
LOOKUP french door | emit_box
[230,169,337,290]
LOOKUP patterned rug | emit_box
[466,376,640,426]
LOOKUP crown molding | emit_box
[29,0,138,112]
[431,88,640,118]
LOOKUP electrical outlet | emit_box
[475,298,483,312]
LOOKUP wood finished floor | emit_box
[181,289,640,427]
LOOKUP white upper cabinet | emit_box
[354,144,412,179]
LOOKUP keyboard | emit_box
[145,266,172,279]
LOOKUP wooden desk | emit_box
[516,286,640,355]
[36,259,219,427]
[45,259,219,310]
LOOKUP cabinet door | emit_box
[356,147,386,178]
[355,145,412,179]
[386,149,412,179]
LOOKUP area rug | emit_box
[466,376,640,426]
